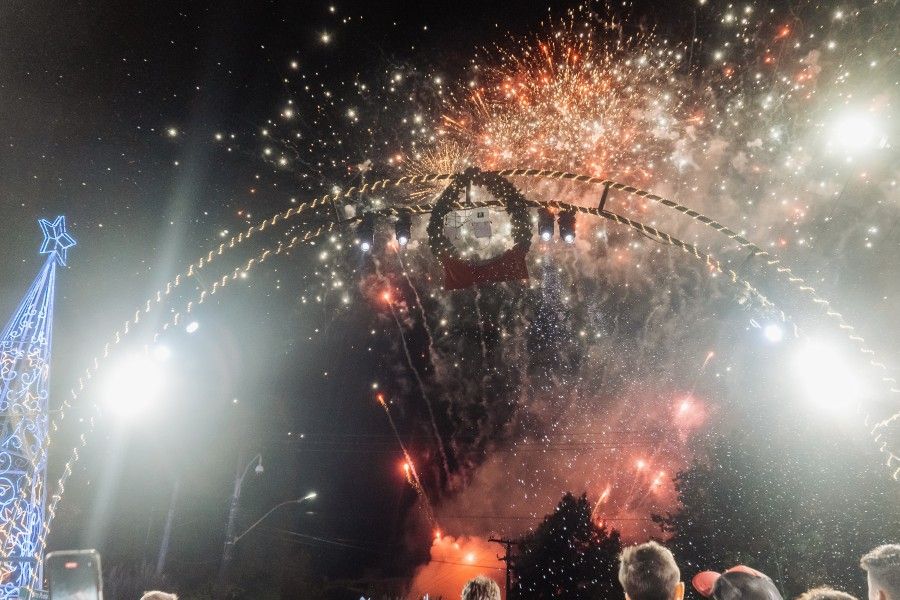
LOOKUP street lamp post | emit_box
[218,451,264,586]
[231,492,317,546]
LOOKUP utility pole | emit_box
[488,537,518,600]
[219,449,244,587]
[155,477,180,576]
[218,450,264,588]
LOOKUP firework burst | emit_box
[441,15,692,179]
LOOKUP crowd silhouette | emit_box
[456,542,899,600]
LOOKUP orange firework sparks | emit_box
[442,17,691,179]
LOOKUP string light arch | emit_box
[10,169,898,593]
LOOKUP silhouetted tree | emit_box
[654,436,900,599]
[513,492,622,599]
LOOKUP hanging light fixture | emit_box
[356,213,376,252]
[558,210,576,244]
[395,211,412,246]
[538,208,555,242]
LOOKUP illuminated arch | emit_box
[14,171,899,592]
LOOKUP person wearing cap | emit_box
[861,544,900,600]
[618,541,684,600]
[692,565,783,600]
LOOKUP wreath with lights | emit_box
[426,168,532,262]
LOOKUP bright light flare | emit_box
[102,354,165,418]
[828,111,881,155]
[673,395,708,431]
[151,345,172,361]
[793,340,862,414]
[763,323,784,343]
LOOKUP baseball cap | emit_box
[692,566,766,597]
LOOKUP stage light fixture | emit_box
[538,208,555,242]
[356,213,376,252]
[558,210,576,243]
[395,211,412,246]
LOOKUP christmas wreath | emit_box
[426,168,532,290]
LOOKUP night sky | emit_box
[1,0,898,598]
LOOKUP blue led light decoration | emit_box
[0,217,74,597]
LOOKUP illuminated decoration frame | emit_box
[19,168,900,584]
[426,168,532,289]
[0,217,74,598]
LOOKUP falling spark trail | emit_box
[473,287,489,404]
[374,258,452,479]
[388,303,451,480]
[473,288,489,365]
[590,484,612,522]
[689,351,715,396]
[376,393,436,525]
[398,253,439,371]
[609,350,716,522]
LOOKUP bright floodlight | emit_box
[395,211,411,246]
[103,354,164,418]
[793,340,860,413]
[537,208,555,241]
[360,240,372,252]
[186,321,200,334]
[152,344,172,361]
[558,209,576,243]
[763,323,784,343]
[829,111,879,154]
[303,491,317,500]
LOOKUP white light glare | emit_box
[152,345,172,361]
[763,323,784,343]
[793,340,860,414]
[360,240,372,252]
[564,233,575,244]
[103,354,164,418]
[186,321,200,334]
[829,111,880,153]
[541,231,552,242]
[398,236,409,246]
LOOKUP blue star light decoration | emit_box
[38,216,76,266]
[0,216,74,596]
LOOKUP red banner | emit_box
[441,245,529,290]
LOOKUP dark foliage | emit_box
[513,492,622,599]
[654,436,900,599]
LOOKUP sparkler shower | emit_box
[0,0,897,598]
